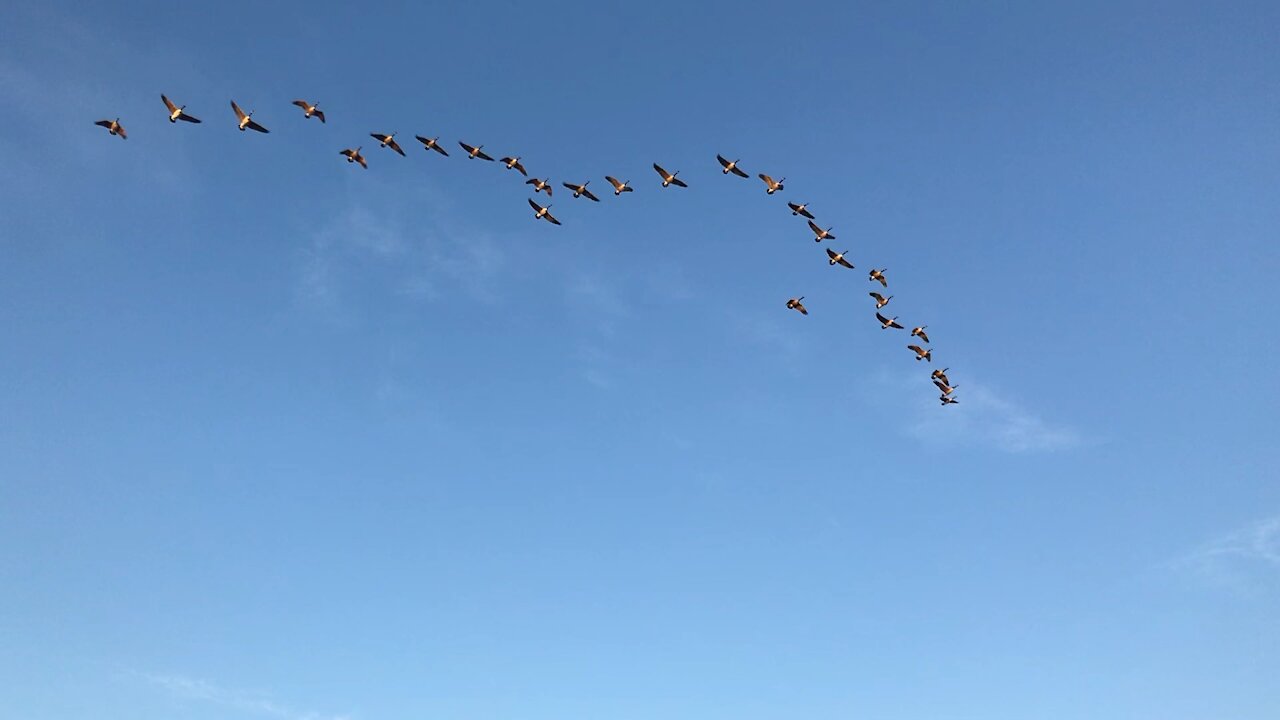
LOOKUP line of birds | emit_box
[94,93,960,406]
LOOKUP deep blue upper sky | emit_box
[2,1,1278,718]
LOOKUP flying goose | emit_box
[230,100,269,133]
[94,118,127,139]
[653,163,687,188]
[526,177,552,196]
[787,201,815,219]
[907,344,932,362]
[933,379,958,396]
[527,198,561,225]
[716,154,748,178]
[825,248,854,269]
[563,181,600,202]
[161,94,201,123]
[939,394,959,406]
[807,219,835,242]
[758,173,785,194]
[459,141,494,161]
[605,176,633,195]
[868,268,888,287]
[931,367,951,386]
[291,100,325,123]
[415,135,449,156]
[370,132,405,156]
[869,292,893,309]
[339,147,367,169]
[875,312,903,330]
[501,156,528,176]
[786,297,808,315]
[911,326,930,343]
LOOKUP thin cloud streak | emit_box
[138,672,352,720]
[1175,514,1280,584]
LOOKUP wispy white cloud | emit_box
[1174,515,1280,592]
[138,672,352,720]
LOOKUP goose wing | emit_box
[730,165,748,178]
[475,148,494,161]
[908,344,925,355]
[807,219,823,235]
[876,312,891,325]
[870,292,885,303]
[759,173,774,186]
[178,111,201,123]
[162,94,178,113]
[837,256,854,269]
[95,119,113,129]
[652,163,670,180]
[606,176,625,191]
[670,176,688,188]
[459,141,476,154]
[388,138,405,156]
[292,100,310,110]
[581,187,600,202]
[245,118,269,133]
[231,100,247,121]
[716,154,732,169]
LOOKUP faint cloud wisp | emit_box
[1175,514,1280,591]
[138,672,352,720]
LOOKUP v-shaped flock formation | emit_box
[94,93,960,407]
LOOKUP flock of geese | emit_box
[94,93,960,406]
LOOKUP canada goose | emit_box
[758,173,785,194]
[459,141,494,161]
[787,201,815,219]
[525,177,552,196]
[907,344,932,362]
[563,181,600,202]
[868,268,888,287]
[807,219,835,242]
[94,118,127,139]
[527,198,561,225]
[940,394,959,406]
[370,132,405,156]
[605,176,633,195]
[875,312,903,330]
[786,297,808,315]
[291,100,325,123]
[716,154,748,178]
[415,135,450,156]
[911,326,930,343]
[230,100,269,133]
[825,248,854,269]
[160,94,201,123]
[869,292,893,309]
[501,156,528,176]
[933,379,958,396]
[653,163,687,188]
[931,368,951,386]
[339,147,367,169]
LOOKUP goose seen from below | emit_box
[716,154,748,177]
[340,146,367,169]
[161,94,201,123]
[869,292,893,309]
[787,201,815,219]
[291,100,325,122]
[526,177,552,196]
[94,118,127,139]
[230,100,269,133]
[527,199,561,225]
[653,163,687,188]
[911,326,930,343]
[501,156,527,175]
[786,297,808,315]
[875,312,903,330]
[415,135,449,156]
[907,344,932,362]
[758,173,785,194]
[807,219,835,242]
[868,268,888,287]
[459,141,494,161]
[605,176,633,195]
[825,248,854,268]
[370,132,405,156]
[563,181,600,202]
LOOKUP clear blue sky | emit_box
[2,1,1279,718]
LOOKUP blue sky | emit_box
[2,1,1279,718]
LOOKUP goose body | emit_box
[605,176,633,195]
[869,292,893,309]
[933,379,958,396]
[94,118,127,139]
[825,248,854,269]
[563,181,600,201]
[786,297,808,315]
[161,94,200,123]
[911,326,930,343]
[907,344,932,362]
[653,163,687,188]
[931,368,951,386]
[231,100,269,133]
[459,142,494,161]
[716,154,748,177]
[415,135,450,156]
[807,219,835,242]
[501,156,527,175]
[370,132,405,156]
[758,173,785,194]
[940,394,959,406]
[528,198,561,225]
[787,201,815,219]
[526,177,552,196]
[876,312,903,330]
[340,147,368,169]
[291,100,325,122]
[869,268,888,287]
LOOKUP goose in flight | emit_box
[605,176,633,195]
[563,181,600,202]
[370,132,405,156]
[653,163,687,188]
[911,326,930,343]
[939,394,959,406]
[501,156,527,176]
[161,94,201,123]
[933,379,958,396]
[869,292,893,309]
[787,201,815,219]
[758,173,785,195]
[230,100,269,133]
[907,344,932,362]
[931,367,951,386]
[786,297,808,315]
[415,135,449,156]
[528,199,561,225]
[291,100,325,123]
[825,248,854,268]
[716,154,748,178]
[339,147,367,169]
[526,177,552,196]
[94,118,127,139]
[807,219,835,242]
[875,312,903,330]
[459,141,494,161]
[868,268,888,287]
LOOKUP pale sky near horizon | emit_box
[2,1,1279,718]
